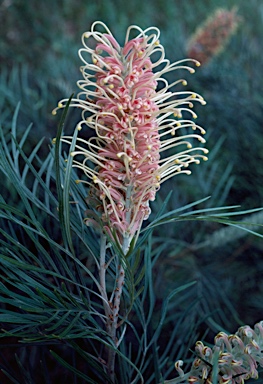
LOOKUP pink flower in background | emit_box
[53,22,208,246]
[187,7,241,65]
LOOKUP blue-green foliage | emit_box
[1,0,263,382]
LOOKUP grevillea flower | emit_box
[52,21,208,247]
[173,321,263,384]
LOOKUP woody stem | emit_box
[99,235,110,324]
[107,186,131,382]
[107,261,125,382]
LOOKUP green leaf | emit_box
[149,281,196,348]
[50,350,100,383]
[0,369,21,384]
[54,94,74,252]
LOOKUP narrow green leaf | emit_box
[58,312,83,338]
[62,124,80,256]
[149,281,196,348]
[142,196,211,231]
[50,350,100,383]
[1,369,21,384]
[54,94,74,251]
[11,102,20,167]
[44,311,72,332]
[15,354,34,384]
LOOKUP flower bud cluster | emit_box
[174,321,263,384]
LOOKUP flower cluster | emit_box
[52,22,208,246]
[187,8,240,65]
[174,320,263,384]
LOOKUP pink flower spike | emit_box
[53,21,208,250]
